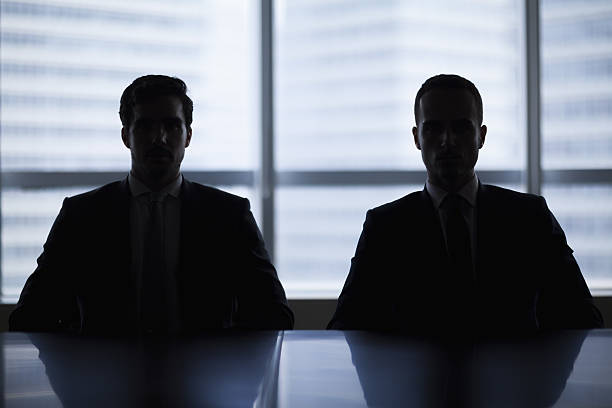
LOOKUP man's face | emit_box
[412,88,486,190]
[121,95,192,183]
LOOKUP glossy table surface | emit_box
[3,330,612,407]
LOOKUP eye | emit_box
[422,122,442,135]
[133,119,152,131]
[452,120,474,133]
[164,119,182,130]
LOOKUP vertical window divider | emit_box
[526,0,542,195]
[0,134,3,297]
[260,0,276,261]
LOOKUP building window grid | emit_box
[1,0,611,299]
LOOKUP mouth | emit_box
[437,155,462,161]
[146,149,172,160]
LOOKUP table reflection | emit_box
[3,330,612,408]
[345,331,587,408]
[4,332,281,408]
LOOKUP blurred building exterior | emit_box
[1,0,610,298]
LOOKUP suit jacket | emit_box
[328,184,603,331]
[10,177,294,334]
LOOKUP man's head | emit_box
[412,74,487,192]
[120,75,193,190]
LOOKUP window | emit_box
[0,1,259,298]
[541,0,612,293]
[1,0,610,300]
[275,0,525,297]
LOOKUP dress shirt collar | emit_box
[426,173,478,210]
[128,172,182,198]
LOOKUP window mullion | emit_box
[526,0,542,195]
[260,0,276,261]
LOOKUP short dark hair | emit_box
[413,74,483,125]
[119,75,193,128]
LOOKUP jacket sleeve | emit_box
[9,198,81,332]
[232,198,294,329]
[328,210,394,330]
[535,197,604,329]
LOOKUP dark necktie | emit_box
[442,193,473,282]
[141,192,168,333]
[442,194,476,329]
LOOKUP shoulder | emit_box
[359,190,428,232]
[63,180,126,208]
[478,184,556,230]
[182,179,249,211]
[368,190,427,219]
[43,180,128,232]
[479,183,546,210]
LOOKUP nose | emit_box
[439,125,456,147]
[152,124,168,145]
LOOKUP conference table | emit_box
[2,330,611,407]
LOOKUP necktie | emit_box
[442,194,473,281]
[141,192,168,333]
[442,194,476,329]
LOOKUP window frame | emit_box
[1,0,611,300]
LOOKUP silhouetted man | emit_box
[329,74,602,331]
[10,75,293,334]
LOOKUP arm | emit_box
[9,198,80,332]
[328,210,394,330]
[535,197,604,329]
[233,198,294,330]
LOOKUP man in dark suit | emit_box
[329,74,603,331]
[10,75,293,334]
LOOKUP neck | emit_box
[430,171,474,193]
[131,169,179,192]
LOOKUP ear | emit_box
[412,126,421,150]
[478,125,487,149]
[185,126,192,148]
[121,127,130,149]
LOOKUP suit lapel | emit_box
[417,188,448,268]
[178,178,201,280]
[111,178,132,286]
[475,183,494,281]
